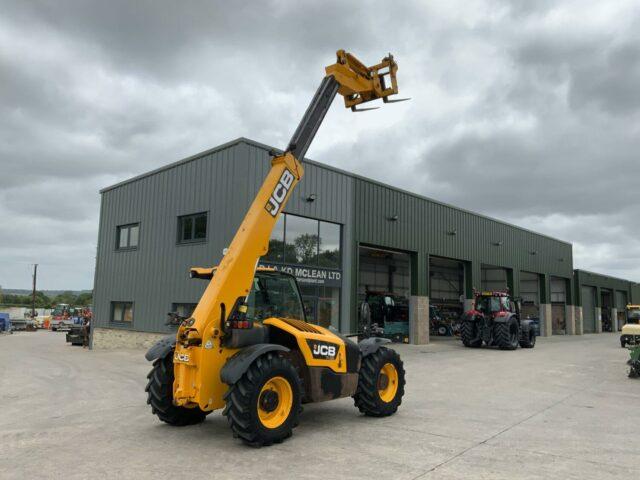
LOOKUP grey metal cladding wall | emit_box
[354,178,573,278]
[573,269,634,307]
[94,143,249,332]
[243,142,352,224]
[631,283,640,304]
[94,140,352,333]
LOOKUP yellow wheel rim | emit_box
[257,376,293,429]
[378,363,399,403]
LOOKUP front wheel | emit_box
[145,355,209,426]
[223,352,301,447]
[519,327,536,348]
[353,347,405,417]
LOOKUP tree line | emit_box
[0,290,93,308]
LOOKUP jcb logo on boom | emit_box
[307,340,339,360]
[265,169,294,217]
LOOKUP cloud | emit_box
[0,0,639,289]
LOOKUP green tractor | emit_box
[628,345,640,378]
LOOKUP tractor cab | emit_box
[473,291,518,317]
[621,305,640,348]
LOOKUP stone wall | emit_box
[92,327,167,350]
[409,295,429,345]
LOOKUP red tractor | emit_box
[460,291,536,350]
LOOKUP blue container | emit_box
[0,313,10,332]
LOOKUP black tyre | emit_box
[494,319,519,350]
[223,352,301,447]
[621,338,626,348]
[353,347,405,417]
[519,327,536,348]
[145,355,209,426]
[460,320,482,348]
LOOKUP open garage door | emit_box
[481,266,508,292]
[520,271,540,321]
[358,246,411,342]
[615,290,628,331]
[582,286,596,333]
[429,256,464,337]
[551,277,567,335]
[600,290,613,332]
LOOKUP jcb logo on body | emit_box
[307,340,339,360]
[174,353,190,363]
[265,169,294,217]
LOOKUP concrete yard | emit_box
[1,331,638,480]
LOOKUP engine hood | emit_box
[621,324,640,335]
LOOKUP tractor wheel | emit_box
[460,320,482,348]
[223,352,301,447]
[353,347,405,417]
[494,319,519,350]
[145,355,209,426]
[519,328,536,348]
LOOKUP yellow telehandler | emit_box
[145,50,408,446]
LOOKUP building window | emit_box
[116,223,139,250]
[318,221,341,268]
[178,212,207,244]
[285,215,319,265]
[264,213,341,268]
[264,215,285,263]
[171,303,197,318]
[111,302,133,324]
[260,213,342,329]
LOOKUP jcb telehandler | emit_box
[145,50,408,446]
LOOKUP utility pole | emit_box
[32,264,38,318]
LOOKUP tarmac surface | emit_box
[1,330,638,479]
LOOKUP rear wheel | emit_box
[519,327,536,348]
[460,320,482,348]
[146,355,209,426]
[494,319,519,350]
[353,347,405,417]
[223,352,301,447]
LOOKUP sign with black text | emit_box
[258,262,342,287]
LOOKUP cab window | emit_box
[246,273,305,322]
[501,297,511,311]
[477,296,501,313]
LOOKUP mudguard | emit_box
[462,312,480,322]
[521,319,534,332]
[358,336,391,357]
[220,343,289,385]
[144,334,176,361]
[491,313,515,324]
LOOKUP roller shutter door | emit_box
[582,286,596,333]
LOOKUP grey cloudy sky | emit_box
[1,0,639,290]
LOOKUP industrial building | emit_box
[91,138,639,348]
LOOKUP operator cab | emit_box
[626,305,640,325]
[246,271,306,324]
